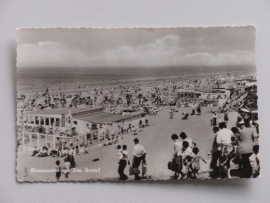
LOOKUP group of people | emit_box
[210,120,259,179]
[116,138,149,181]
[169,132,206,179]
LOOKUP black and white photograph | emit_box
[16,27,259,182]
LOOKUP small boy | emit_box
[55,160,61,181]
[191,147,207,179]
[62,158,70,181]
[249,145,260,178]
[181,141,193,179]
[75,145,79,155]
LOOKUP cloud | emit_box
[17,41,90,68]
[184,51,255,66]
[92,35,255,67]
[17,35,255,69]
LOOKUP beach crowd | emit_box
[17,72,259,180]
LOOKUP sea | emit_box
[17,65,256,92]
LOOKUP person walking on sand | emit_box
[67,143,76,168]
[55,160,62,181]
[237,121,258,178]
[191,103,196,116]
[132,138,146,180]
[224,110,229,122]
[212,112,217,126]
[210,127,220,178]
[216,122,234,179]
[116,145,129,180]
[171,134,183,179]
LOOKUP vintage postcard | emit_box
[16,27,259,182]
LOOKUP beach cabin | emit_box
[195,88,230,100]
[21,107,146,151]
[23,107,146,135]
[177,88,230,100]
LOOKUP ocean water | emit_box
[17,65,256,90]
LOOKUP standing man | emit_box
[210,127,220,178]
[237,121,258,178]
[132,138,146,180]
[216,122,234,179]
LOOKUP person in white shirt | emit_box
[67,143,76,168]
[216,122,234,179]
[191,103,196,115]
[116,145,129,180]
[216,123,233,144]
[181,141,193,179]
[171,134,183,179]
[132,138,146,180]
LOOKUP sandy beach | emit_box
[17,106,239,182]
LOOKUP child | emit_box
[55,160,61,181]
[191,147,207,179]
[75,145,79,155]
[141,153,151,179]
[181,141,193,179]
[62,158,70,181]
[249,145,260,178]
[169,110,174,119]
[145,119,149,126]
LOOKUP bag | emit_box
[129,167,140,175]
[168,161,173,170]
[168,160,178,172]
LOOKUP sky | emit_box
[16,27,256,69]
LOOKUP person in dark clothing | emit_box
[132,138,146,180]
[210,127,220,178]
[196,105,201,115]
[67,143,76,168]
[224,111,229,122]
[55,160,61,181]
[237,121,258,178]
[212,112,217,126]
[244,113,251,128]
[182,112,189,120]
